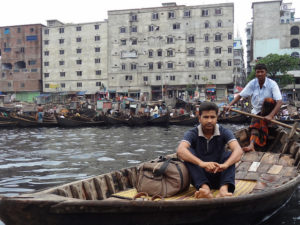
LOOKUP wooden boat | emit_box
[147,114,169,126]
[0,121,18,128]
[0,126,299,225]
[56,116,104,127]
[218,113,251,124]
[126,115,149,126]
[101,114,128,125]
[10,113,58,127]
[169,116,198,126]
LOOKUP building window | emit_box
[96,82,101,86]
[204,21,210,28]
[95,36,100,41]
[291,39,299,48]
[76,59,82,65]
[44,73,49,78]
[149,62,153,70]
[120,27,126,33]
[95,47,101,52]
[167,36,174,44]
[205,60,210,67]
[59,39,64,44]
[131,38,137,45]
[168,11,175,19]
[4,28,10,34]
[204,47,210,55]
[121,64,126,70]
[76,48,82,54]
[167,49,174,56]
[211,74,216,79]
[170,75,175,81]
[215,33,222,41]
[59,60,64,66]
[20,83,25,88]
[156,76,161,81]
[149,50,153,57]
[143,76,148,81]
[157,62,162,69]
[202,9,209,16]
[184,10,191,18]
[44,62,49,66]
[157,49,162,56]
[125,75,133,81]
[59,50,64,55]
[121,39,126,45]
[215,60,222,67]
[44,51,49,56]
[131,26,137,32]
[215,8,222,15]
[188,61,195,68]
[59,27,64,33]
[96,70,102,75]
[188,48,195,56]
[77,71,82,76]
[76,26,81,31]
[77,82,82,87]
[228,33,232,40]
[217,20,222,27]
[291,26,299,35]
[131,63,137,70]
[152,12,159,20]
[215,47,222,54]
[44,29,49,35]
[130,14,137,21]
[45,84,50,88]
[44,40,49,45]
[95,24,99,30]
[95,58,101,63]
[60,72,65,77]
[76,37,81,42]
[194,75,200,80]
[204,34,209,42]
[228,47,232,53]
[61,83,65,88]
[173,23,180,30]
[228,60,232,66]
[167,62,174,69]
[188,35,195,43]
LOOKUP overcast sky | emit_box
[1,0,299,42]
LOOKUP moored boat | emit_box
[147,114,169,126]
[56,116,104,127]
[101,114,128,125]
[10,113,58,127]
[0,126,299,225]
[169,116,198,126]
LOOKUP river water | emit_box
[0,124,299,225]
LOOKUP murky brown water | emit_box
[0,124,298,225]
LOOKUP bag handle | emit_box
[153,158,172,176]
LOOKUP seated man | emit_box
[177,102,243,198]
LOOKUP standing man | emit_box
[177,102,243,198]
[225,64,282,151]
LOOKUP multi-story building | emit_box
[245,22,253,76]
[42,20,108,96]
[250,0,300,100]
[0,24,44,102]
[233,37,246,87]
[107,2,234,101]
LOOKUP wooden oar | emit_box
[230,108,300,132]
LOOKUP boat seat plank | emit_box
[257,163,272,173]
[235,171,248,180]
[244,172,260,181]
[280,167,298,177]
[242,152,264,162]
[267,165,283,175]
[70,183,85,200]
[82,180,98,200]
[248,162,261,172]
[278,155,295,166]
[93,176,110,199]
[236,161,252,172]
[104,174,116,195]
[260,153,279,164]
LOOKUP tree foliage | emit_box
[247,54,299,87]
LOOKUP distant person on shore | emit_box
[225,64,282,152]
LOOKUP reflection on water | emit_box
[0,124,298,225]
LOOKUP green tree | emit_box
[247,54,299,87]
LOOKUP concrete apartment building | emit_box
[42,20,108,96]
[0,24,44,102]
[233,37,246,87]
[249,0,300,100]
[245,22,253,76]
[107,2,234,101]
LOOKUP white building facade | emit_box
[42,20,108,95]
[107,2,234,101]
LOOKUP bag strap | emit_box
[153,158,172,176]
